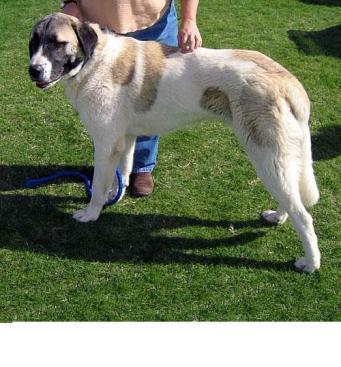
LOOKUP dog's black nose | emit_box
[29,64,43,80]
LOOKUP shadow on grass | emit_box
[0,164,294,272]
[288,25,341,58]
[300,0,341,5]
[312,125,341,161]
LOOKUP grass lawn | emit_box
[0,0,340,321]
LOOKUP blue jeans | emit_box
[125,1,178,173]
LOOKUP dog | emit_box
[29,13,321,272]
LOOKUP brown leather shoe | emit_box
[130,172,154,197]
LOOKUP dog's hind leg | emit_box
[252,152,320,272]
[299,125,319,208]
[290,207,320,273]
[73,138,125,222]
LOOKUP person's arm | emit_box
[178,0,202,53]
[60,0,82,19]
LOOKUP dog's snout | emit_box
[29,64,44,80]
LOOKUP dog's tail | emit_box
[285,83,319,208]
[299,124,319,208]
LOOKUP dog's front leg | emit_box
[107,135,136,203]
[119,135,136,187]
[73,142,121,223]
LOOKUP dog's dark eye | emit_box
[46,37,67,49]
[50,41,66,47]
[53,41,67,49]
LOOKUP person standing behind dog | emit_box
[61,0,202,197]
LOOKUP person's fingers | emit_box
[182,33,196,53]
[194,34,202,49]
[179,24,202,53]
[180,32,189,52]
[188,34,196,52]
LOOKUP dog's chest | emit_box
[66,73,111,102]
[65,79,119,137]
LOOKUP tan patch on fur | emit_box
[160,44,178,57]
[232,50,290,76]
[52,14,81,52]
[232,50,310,146]
[112,38,137,85]
[200,87,232,119]
[134,42,177,112]
[56,23,78,48]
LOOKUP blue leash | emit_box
[24,169,123,206]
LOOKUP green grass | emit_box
[0,0,340,321]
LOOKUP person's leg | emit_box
[127,1,178,196]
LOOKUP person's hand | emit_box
[178,19,202,53]
[62,2,83,20]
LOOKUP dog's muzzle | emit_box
[29,63,63,89]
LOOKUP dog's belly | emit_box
[126,111,210,136]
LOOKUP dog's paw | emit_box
[261,210,288,225]
[294,257,320,273]
[73,206,101,223]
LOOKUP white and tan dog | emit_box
[29,13,320,272]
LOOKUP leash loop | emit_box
[24,169,123,206]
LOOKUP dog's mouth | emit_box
[35,75,62,89]
[36,77,61,89]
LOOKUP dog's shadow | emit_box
[312,125,341,161]
[0,164,294,271]
[288,24,341,58]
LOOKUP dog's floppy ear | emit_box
[72,21,98,59]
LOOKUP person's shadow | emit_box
[300,0,341,5]
[0,164,294,271]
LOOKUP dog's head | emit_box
[29,13,98,89]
